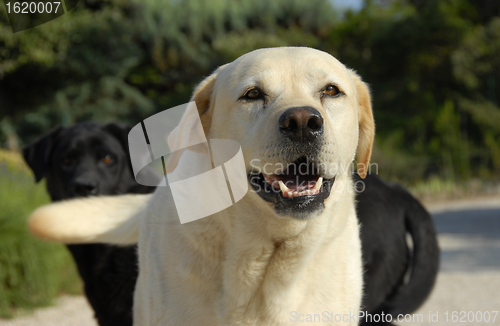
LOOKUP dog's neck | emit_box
[186,173,358,324]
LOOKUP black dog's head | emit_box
[23,122,150,201]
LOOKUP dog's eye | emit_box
[62,158,72,166]
[102,155,113,164]
[242,88,263,100]
[323,85,341,97]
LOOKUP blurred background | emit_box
[0,0,499,324]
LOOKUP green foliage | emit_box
[0,0,336,143]
[0,0,499,182]
[0,151,81,318]
[323,0,500,181]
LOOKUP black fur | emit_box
[23,122,154,326]
[356,174,440,325]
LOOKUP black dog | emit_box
[356,174,439,325]
[23,122,439,326]
[23,122,154,326]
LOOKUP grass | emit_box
[0,149,82,318]
[371,143,500,203]
[409,176,500,204]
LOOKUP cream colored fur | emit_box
[29,195,149,244]
[28,47,375,326]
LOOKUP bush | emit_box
[0,149,81,318]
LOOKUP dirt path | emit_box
[0,296,96,326]
[413,197,500,326]
[1,197,499,326]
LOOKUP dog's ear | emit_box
[351,71,375,179]
[22,126,64,183]
[164,65,227,173]
[191,64,227,135]
[103,122,132,153]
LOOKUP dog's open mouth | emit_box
[248,157,335,218]
[263,172,322,198]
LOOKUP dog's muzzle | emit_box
[248,157,335,219]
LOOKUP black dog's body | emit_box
[66,244,138,325]
[23,122,438,326]
[23,122,153,326]
[357,174,439,325]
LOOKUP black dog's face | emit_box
[23,122,144,201]
[48,126,130,199]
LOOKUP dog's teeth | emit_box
[263,174,272,184]
[279,178,323,198]
[314,177,323,191]
[279,181,289,194]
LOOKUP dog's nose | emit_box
[279,107,324,142]
[72,180,98,196]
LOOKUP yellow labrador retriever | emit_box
[29,47,375,325]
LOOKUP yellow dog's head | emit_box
[190,47,375,219]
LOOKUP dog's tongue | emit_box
[263,173,323,198]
